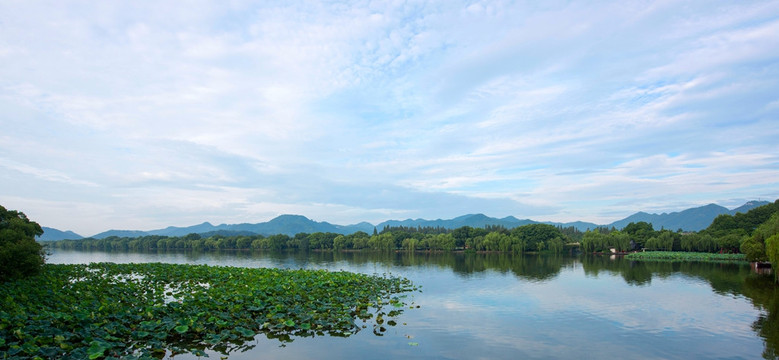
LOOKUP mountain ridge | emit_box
[38,200,772,241]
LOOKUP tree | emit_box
[610,231,632,252]
[623,221,655,249]
[766,234,779,279]
[511,224,566,252]
[752,213,779,263]
[657,231,675,251]
[452,226,472,248]
[0,205,45,281]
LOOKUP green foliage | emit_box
[0,205,45,282]
[581,230,635,253]
[766,234,779,275]
[511,224,566,252]
[741,236,768,262]
[754,212,779,244]
[52,223,576,254]
[625,251,746,263]
[760,213,779,272]
[680,233,717,253]
[0,263,418,358]
[706,200,779,236]
[623,221,654,248]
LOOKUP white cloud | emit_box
[0,1,778,234]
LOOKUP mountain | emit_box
[545,221,601,231]
[91,230,151,239]
[730,200,770,214]
[146,222,219,237]
[374,214,599,232]
[46,200,771,240]
[337,221,376,234]
[607,201,770,232]
[87,215,349,238]
[243,214,342,235]
[37,227,83,241]
[375,214,533,230]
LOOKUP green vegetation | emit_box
[706,200,779,262]
[0,262,417,359]
[758,213,779,278]
[625,251,747,263]
[0,205,45,282]
[38,198,779,263]
[579,200,779,263]
[51,223,574,254]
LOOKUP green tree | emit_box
[657,231,675,251]
[623,221,655,249]
[766,234,779,279]
[741,237,767,262]
[512,224,566,252]
[548,237,565,254]
[610,231,632,252]
[753,212,779,264]
[0,205,45,281]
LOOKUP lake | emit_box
[47,249,779,360]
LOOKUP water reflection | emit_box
[48,249,778,359]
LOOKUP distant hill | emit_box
[375,214,598,232]
[91,229,150,239]
[730,200,770,214]
[146,222,219,237]
[607,201,770,232]
[37,227,83,241]
[41,200,771,240]
[374,213,538,230]
[87,215,352,239]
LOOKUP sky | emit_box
[1,0,778,236]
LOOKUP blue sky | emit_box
[1,1,778,236]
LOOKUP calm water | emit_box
[47,249,779,360]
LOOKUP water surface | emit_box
[48,249,779,359]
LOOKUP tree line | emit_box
[46,199,779,265]
[580,200,779,261]
[51,223,574,254]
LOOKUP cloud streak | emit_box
[1,0,777,235]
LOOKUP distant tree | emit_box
[610,231,632,252]
[706,200,779,236]
[452,226,473,248]
[623,221,655,249]
[184,233,201,241]
[745,212,779,262]
[766,234,779,277]
[511,224,565,252]
[0,205,45,281]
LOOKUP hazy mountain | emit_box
[245,214,342,235]
[43,200,771,240]
[377,214,533,230]
[730,200,770,214]
[37,227,83,241]
[374,214,600,232]
[545,221,601,231]
[146,222,219,237]
[336,222,376,234]
[607,201,770,232]
[91,230,150,239]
